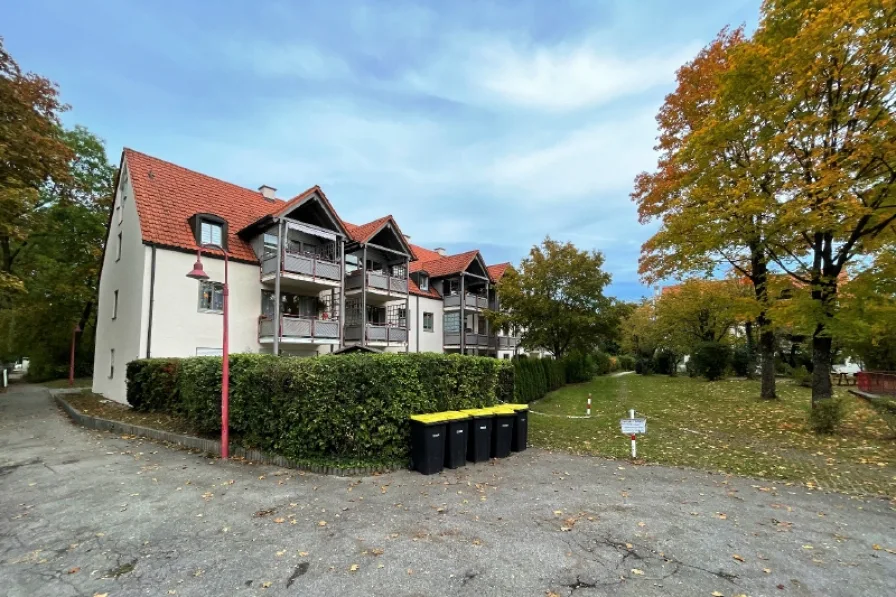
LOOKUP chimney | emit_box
[258,185,277,200]
[434,247,446,256]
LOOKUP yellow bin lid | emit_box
[441,411,472,421]
[459,408,494,417]
[410,413,446,424]
[483,406,516,416]
[502,403,529,411]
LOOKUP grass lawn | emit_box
[39,377,92,389]
[530,373,896,498]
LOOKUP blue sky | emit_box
[5,0,759,300]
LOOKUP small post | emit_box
[586,394,592,416]
[629,408,635,419]
[631,434,637,458]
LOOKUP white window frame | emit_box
[196,347,223,356]
[200,221,223,246]
[112,290,119,320]
[423,312,434,332]
[198,281,225,314]
[419,274,429,291]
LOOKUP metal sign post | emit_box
[620,409,647,459]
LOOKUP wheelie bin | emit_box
[504,404,529,452]
[459,408,494,463]
[488,406,516,458]
[441,411,472,469]
[409,413,447,475]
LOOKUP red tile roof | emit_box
[409,277,441,299]
[125,148,281,262]
[410,243,444,263]
[487,262,511,281]
[410,249,482,278]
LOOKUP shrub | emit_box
[617,355,636,371]
[513,357,565,402]
[127,353,513,465]
[593,351,612,376]
[562,352,595,383]
[731,345,754,377]
[608,356,619,373]
[654,349,679,376]
[691,341,731,381]
[126,358,182,412]
[808,399,845,434]
[791,365,812,387]
[635,356,655,375]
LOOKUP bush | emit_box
[654,349,679,376]
[791,365,812,387]
[617,355,636,371]
[691,341,731,381]
[562,352,595,383]
[593,351,611,376]
[635,356,655,375]
[608,356,619,373]
[127,353,513,465]
[126,358,182,412]
[808,399,845,434]
[731,345,754,377]
[513,357,565,402]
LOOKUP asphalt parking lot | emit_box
[2,384,894,596]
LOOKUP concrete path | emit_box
[1,383,894,597]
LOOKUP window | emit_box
[201,221,223,246]
[263,233,278,259]
[365,259,382,272]
[345,254,361,273]
[423,312,434,332]
[419,274,429,291]
[398,307,407,328]
[444,312,461,333]
[196,347,223,356]
[109,349,115,378]
[445,278,460,296]
[198,281,224,313]
[116,232,122,261]
[112,290,119,320]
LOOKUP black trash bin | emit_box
[506,404,529,452]
[460,409,493,463]
[442,411,471,469]
[410,414,447,475]
[490,407,515,458]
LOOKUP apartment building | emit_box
[92,149,524,403]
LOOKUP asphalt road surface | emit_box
[2,384,894,596]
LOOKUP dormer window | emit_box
[419,274,429,291]
[201,221,223,246]
[188,213,228,249]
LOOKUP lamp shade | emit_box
[186,258,209,280]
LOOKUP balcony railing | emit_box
[443,332,491,347]
[344,270,408,294]
[498,336,520,349]
[443,293,489,309]
[262,251,341,282]
[258,315,340,341]
[344,323,408,344]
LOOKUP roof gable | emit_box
[487,262,511,281]
[275,186,348,236]
[345,215,414,257]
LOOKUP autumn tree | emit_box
[633,27,783,399]
[0,36,73,298]
[654,279,746,356]
[731,0,896,403]
[489,237,615,358]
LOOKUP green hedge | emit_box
[127,353,512,465]
[513,357,565,402]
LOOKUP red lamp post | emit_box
[186,245,230,459]
[69,324,82,388]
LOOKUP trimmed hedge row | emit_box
[127,353,513,465]
[513,358,565,403]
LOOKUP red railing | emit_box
[856,371,896,396]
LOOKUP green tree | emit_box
[489,237,615,358]
[654,279,745,356]
[0,36,73,297]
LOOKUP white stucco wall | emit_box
[149,249,263,358]
[408,294,444,353]
[92,164,146,403]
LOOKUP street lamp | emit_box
[69,324,82,388]
[186,245,230,459]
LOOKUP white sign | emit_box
[620,418,647,434]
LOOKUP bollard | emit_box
[587,394,592,416]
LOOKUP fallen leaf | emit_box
[631,568,644,575]
[93,594,108,597]
[553,510,563,515]
[261,581,272,588]
[276,550,286,557]
[67,567,80,574]
[802,544,813,550]
[712,592,724,597]
[298,551,309,557]
[349,564,359,572]
[637,521,646,527]
[732,554,745,562]
[872,544,881,550]
[763,568,772,574]
[318,520,327,527]
[717,513,728,520]
[273,518,285,524]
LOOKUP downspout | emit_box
[416,294,420,353]
[361,244,367,347]
[405,255,410,353]
[460,274,466,355]
[145,245,157,358]
[339,236,345,349]
[273,220,283,356]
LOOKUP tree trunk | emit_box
[758,324,777,399]
[744,320,756,380]
[811,333,833,404]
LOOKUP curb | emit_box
[52,393,398,477]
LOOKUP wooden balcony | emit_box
[444,332,491,347]
[261,251,341,283]
[345,270,408,296]
[443,293,489,310]
[344,323,408,344]
[498,336,520,349]
[258,315,340,343]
